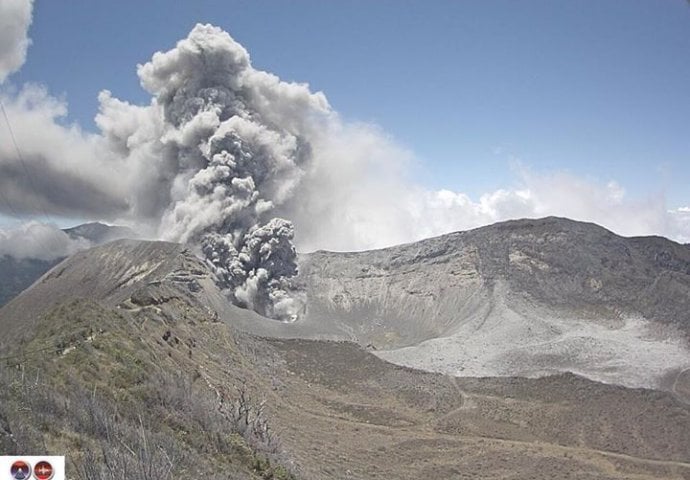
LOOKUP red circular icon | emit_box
[10,460,31,480]
[33,461,54,480]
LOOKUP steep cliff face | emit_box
[299,217,690,349]
[294,218,690,389]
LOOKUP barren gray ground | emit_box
[229,217,690,391]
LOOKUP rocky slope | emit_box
[299,217,690,344]
[227,217,690,390]
[1,230,689,479]
[0,222,137,308]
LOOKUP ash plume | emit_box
[126,24,324,320]
[0,221,90,261]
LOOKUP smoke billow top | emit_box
[2,17,690,319]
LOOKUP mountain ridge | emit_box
[2,216,688,392]
[1,216,689,479]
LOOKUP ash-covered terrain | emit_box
[1,217,689,479]
[221,216,690,392]
[3,217,689,393]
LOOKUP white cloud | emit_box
[0,0,33,83]
[395,169,679,249]
[668,207,690,244]
[0,221,90,260]
[0,85,130,219]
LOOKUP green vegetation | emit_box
[0,299,296,480]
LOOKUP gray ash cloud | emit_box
[130,24,322,320]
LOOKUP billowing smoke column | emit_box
[131,24,329,321]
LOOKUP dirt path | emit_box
[432,376,476,425]
[671,367,690,405]
[278,382,690,476]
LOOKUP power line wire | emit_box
[0,102,24,221]
[0,184,21,219]
[0,100,52,219]
[0,99,70,254]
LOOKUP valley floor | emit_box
[267,338,690,480]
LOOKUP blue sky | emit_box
[9,0,689,208]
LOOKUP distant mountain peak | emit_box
[63,222,137,244]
